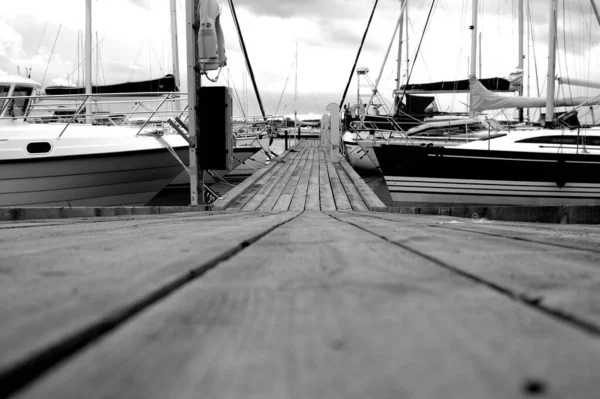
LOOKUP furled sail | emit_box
[44,75,178,96]
[469,76,600,111]
[397,70,523,95]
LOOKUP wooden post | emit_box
[326,103,340,162]
[186,0,204,206]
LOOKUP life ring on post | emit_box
[197,0,227,73]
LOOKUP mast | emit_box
[546,0,558,127]
[479,32,482,78]
[469,0,478,117]
[170,0,181,88]
[394,0,406,114]
[294,42,298,130]
[85,0,92,124]
[85,0,92,95]
[395,0,405,92]
[518,0,524,122]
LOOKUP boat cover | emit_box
[397,70,522,94]
[469,76,600,111]
[44,75,178,96]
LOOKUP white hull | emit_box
[0,147,189,207]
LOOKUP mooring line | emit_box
[0,211,303,399]
[326,211,600,338]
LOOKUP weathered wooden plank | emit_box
[17,211,600,399]
[0,211,300,386]
[304,148,321,211]
[212,149,289,211]
[256,149,304,211]
[325,155,352,211]
[434,220,600,254]
[318,148,336,211]
[241,150,303,211]
[272,149,310,212]
[338,159,386,210]
[330,210,600,330]
[226,155,290,211]
[333,163,368,212]
[289,148,314,211]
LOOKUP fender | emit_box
[197,0,227,72]
[349,103,365,119]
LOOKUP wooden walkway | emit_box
[212,140,385,212]
[2,209,600,398]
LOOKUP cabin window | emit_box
[26,142,52,154]
[516,136,578,145]
[7,86,34,117]
[0,85,9,113]
[580,136,600,146]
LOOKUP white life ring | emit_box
[350,103,365,119]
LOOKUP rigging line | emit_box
[339,0,379,108]
[229,71,246,119]
[40,24,62,87]
[275,60,294,116]
[67,37,106,83]
[562,0,574,105]
[398,0,436,106]
[228,0,267,120]
[33,22,49,60]
[528,0,541,97]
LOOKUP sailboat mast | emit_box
[394,0,406,114]
[546,0,558,127]
[294,42,298,129]
[518,0,524,122]
[85,0,92,95]
[469,0,478,117]
[395,0,405,92]
[170,0,181,88]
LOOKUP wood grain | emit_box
[331,210,600,329]
[16,211,600,399]
[0,211,300,376]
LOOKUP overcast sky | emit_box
[2,0,600,119]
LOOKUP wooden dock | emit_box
[2,141,600,398]
[212,140,385,212]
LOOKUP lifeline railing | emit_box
[0,91,189,138]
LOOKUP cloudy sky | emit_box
[2,0,600,120]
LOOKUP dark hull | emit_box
[373,144,600,206]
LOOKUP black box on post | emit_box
[198,86,233,170]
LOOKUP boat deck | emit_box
[2,142,600,398]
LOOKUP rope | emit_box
[228,0,267,120]
[339,0,379,107]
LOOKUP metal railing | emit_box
[0,91,189,138]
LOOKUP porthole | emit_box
[27,142,52,154]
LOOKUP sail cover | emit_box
[397,71,522,94]
[469,76,600,111]
[44,74,179,96]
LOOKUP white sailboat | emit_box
[0,1,190,207]
[374,0,600,207]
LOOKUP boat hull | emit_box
[374,144,600,206]
[0,147,189,207]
